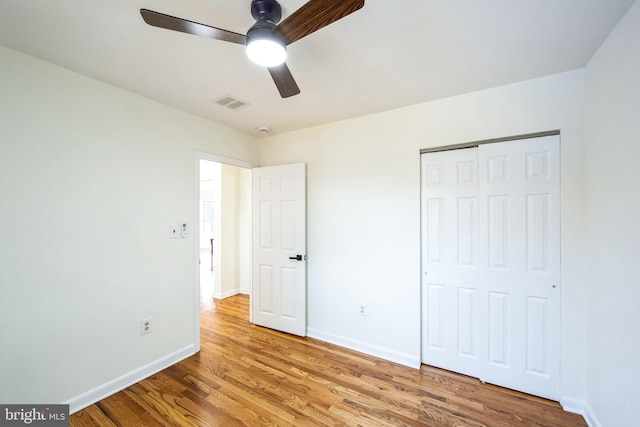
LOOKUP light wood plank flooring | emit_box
[71,294,586,426]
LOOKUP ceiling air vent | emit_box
[213,94,249,111]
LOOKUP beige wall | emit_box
[219,164,252,298]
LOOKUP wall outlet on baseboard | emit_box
[141,318,152,335]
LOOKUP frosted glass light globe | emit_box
[246,38,287,67]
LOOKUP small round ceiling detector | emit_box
[258,126,271,134]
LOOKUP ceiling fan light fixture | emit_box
[246,25,286,67]
[140,0,365,98]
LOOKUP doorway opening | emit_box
[198,158,252,302]
[194,155,308,345]
[199,160,219,300]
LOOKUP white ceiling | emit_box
[0,0,634,137]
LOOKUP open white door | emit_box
[252,163,307,336]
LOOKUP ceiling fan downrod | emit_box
[250,0,282,24]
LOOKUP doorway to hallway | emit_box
[198,158,252,301]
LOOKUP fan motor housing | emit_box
[251,0,282,24]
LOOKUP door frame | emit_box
[419,130,560,155]
[194,152,256,350]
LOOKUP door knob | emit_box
[289,255,303,261]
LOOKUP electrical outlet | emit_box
[359,304,367,316]
[141,318,152,335]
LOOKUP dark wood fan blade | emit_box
[268,64,301,98]
[140,9,246,45]
[274,0,364,45]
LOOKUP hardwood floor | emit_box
[71,295,586,426]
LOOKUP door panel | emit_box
[478,136,560,400]
[252,163,306,336]
[421,148,480,378]
[487,291,508,366]
[487,195,509,269]
[457,287,476,357]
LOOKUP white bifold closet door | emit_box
[421,135,560,401]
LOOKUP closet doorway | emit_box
[420,133,561,400]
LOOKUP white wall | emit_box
[259,70,587,403]
[0,46,257,410]
[584,1,640,426]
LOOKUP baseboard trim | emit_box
[214,289,247,300]
[583,403,602,427]
[307,327,420,369]
[65,344,198,414]
[561,396,585,415]
[560,396,598,427]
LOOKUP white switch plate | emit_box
[169,226,179,239]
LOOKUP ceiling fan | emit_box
[140,0,365,98]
